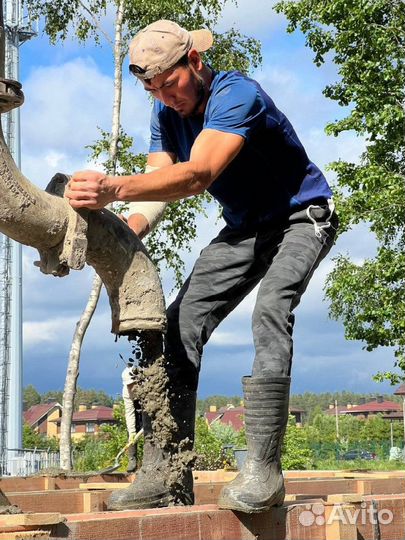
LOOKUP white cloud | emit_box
[216,0,286,36]
[20,57,152,189]
[22,58,113,152]
[24,317,78,346]
[210,330,252,347]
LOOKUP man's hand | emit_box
[65,170,116,209]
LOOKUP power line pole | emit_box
[335,399,339,441]
[0,0,36,473]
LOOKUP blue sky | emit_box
[18,0,398,401]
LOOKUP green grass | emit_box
[312,458,405,471]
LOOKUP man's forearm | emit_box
[112,161,211,202]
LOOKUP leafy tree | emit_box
[194,416,231,470]
[23,385,41,409]
[23,423,59,451]
[41,390,64,404]
[72,401,136,472]
[41,387,113,409]
[73,435,109,472]
[194,417,239,471]
[275,0,405,383]
[359,414,403,448]
[210,421,240,446]
[196,395,243,416]
[282,416,314,470]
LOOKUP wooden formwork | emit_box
[1,470,404,540]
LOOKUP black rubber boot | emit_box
[108,388,196,510]
[126,443,137,473]
[218,376,290,513]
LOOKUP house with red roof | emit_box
[52,404,117,441]
[325,396,402,420]
[23,402,62,438]
[205,403,305,431]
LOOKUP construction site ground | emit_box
[1,468,405,539]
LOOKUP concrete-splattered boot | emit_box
[107,389,196,510]
[218,376,290,513]
[126,443,137,473]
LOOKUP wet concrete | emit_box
[126,330,197,504]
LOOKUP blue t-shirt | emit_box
[149,70,332,230]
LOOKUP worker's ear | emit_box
[187,49,203,72]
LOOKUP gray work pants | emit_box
[164,203,339,391]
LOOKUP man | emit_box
[66,20,338,513]
[121,361,142,473]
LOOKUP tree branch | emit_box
[77,0,113,46]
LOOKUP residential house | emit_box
[53,404,117,441]
[23,402,62,438]
[324,396,402,420]
[205,403,305,431]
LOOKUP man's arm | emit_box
[126,153,173,238]
[66,129,245,209]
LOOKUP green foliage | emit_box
[73,435,109,471]
[210,420,241,446]
[315,458,405,471]
[194,417,232,470]
[87,127,147,178]
[73,400,141,472]
[40,386,113,409]
[275,0,405,382]
[196,414,316,471]
[145,195,211,289]
[326,250,405,384]
[306,412,405,461]
[23,423,59,451]
[23,384,41,409]
[282,416,314,469]
[196,395,243,416]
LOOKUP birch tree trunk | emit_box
[59,274,102,470]
[59,0,127,470]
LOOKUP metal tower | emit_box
[0,0,36,473]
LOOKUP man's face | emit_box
[142,62,205,118]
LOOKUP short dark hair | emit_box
[172,53,189,68]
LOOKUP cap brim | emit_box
[190,29,213,52]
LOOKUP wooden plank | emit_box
[324,504,358,540]
[356,480,372,495]
[334,472,390,479]
[327,493,363,503]
[43,478,55,491]
[285,494,326,502]
[193,470,238,483]
[81,492,105,513]
[0,530,50,539]
[79,482,129,490]
[0,513,63,528]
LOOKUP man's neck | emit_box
[195,64,213,116]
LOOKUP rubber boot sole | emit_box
[218,487,285,514]
[107,490,172,511]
